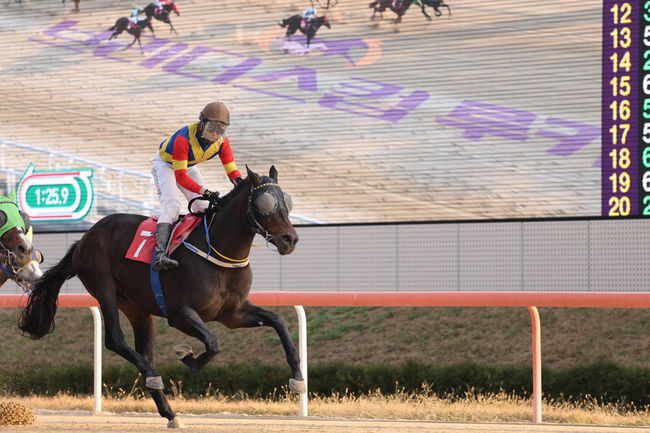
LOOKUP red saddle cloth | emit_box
[125,215,202,264]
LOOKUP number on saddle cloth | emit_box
[125,215,203,264]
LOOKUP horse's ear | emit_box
[246,165,261,186]
[269,166,278,182]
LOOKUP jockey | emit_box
[301,7,318,29]
[151,101,242,271]
[154,0,170,14]
[128,7,140,29]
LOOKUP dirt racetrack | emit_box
[1,411,649,433]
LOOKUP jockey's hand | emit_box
[230,177,243,186]
[202,189,220,202]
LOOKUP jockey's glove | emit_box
[202,189,220,201]
[230,177,243,186]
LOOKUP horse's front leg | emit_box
[220,301,305,393]
[167,20,178,35]
[167,305,220,373]
[136,35,144,54]
[421,4,432,20]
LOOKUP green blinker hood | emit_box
[0,198,26,238]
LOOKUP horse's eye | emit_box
[283,193,293,213]
[256,192,277,215]
[0,211,7,227]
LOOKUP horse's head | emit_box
[0,202,43,290]
[321,16,331,29]
[244,166,298,255]
[170,1,180,15]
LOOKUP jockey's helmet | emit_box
[200,101,230,126]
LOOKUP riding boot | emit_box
[153,223,179,272]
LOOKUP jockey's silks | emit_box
[158,122,241,193]
[159,122,224,167]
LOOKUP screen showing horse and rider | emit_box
[0,0,618,225]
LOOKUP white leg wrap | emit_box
[146,375,164,390]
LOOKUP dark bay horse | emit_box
[108,17,153,53]
[419,0,451,19]
[279,15,331,48]
[142,1,180,34]
[0,199,43,291]
[62,0,80,13]
[19,167,303,428]
[368,0,414,23]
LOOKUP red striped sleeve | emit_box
[171,136,203,193]
[219,137,242,179]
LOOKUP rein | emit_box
[182,181,286,268]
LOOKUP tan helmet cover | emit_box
[201,102,230,125]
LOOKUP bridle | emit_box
[0,228,39,288]
[246,181,292,243]
[184,180,292,267]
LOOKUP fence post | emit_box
[90,306,103,414]
[293,305,308,416]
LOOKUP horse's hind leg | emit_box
[167,305,220,373]
[80,274,177,424]
[121,303,156,365]
[219,301,305,393]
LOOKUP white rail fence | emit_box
[3,292,650,423]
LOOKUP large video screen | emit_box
[0,0,646,224]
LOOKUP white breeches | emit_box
[151,153,208,224]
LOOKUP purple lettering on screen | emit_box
[252,67,319,92]
[233,84,306,103]
[331,77,402,98]
[212,57,263,84]
[140,42,189,68]
[311,38,370,65]
[162,46,214,79]
[436,100,536,142]
[538,118,600,156]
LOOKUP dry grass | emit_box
[3,391,650,427]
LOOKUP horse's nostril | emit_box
[16,244,27,255]
[282,234,298,246]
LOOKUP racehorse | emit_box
[62,0,80,13]
[19,167,304,428]
[279,15,331,48]
[419,0,451,19]
[0,199,43,291]
[108,17,153,53]
[142,1,180,34]
[368,0,414,23]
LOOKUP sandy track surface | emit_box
[1,410,649,433]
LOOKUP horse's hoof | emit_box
[173,344,193,359]
[146,375,164,390]
[289,378,306,393]
[167,417,184,428]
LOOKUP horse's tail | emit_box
[279,18,288,28]
[19,242,78,340]
[108,23,117,31]
[369,0,378,8]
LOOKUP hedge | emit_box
[1,360,648,406]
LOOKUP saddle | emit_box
[125,215,202,264]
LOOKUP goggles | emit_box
[202,120,227,136]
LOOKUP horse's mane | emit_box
[217,177,250,209]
